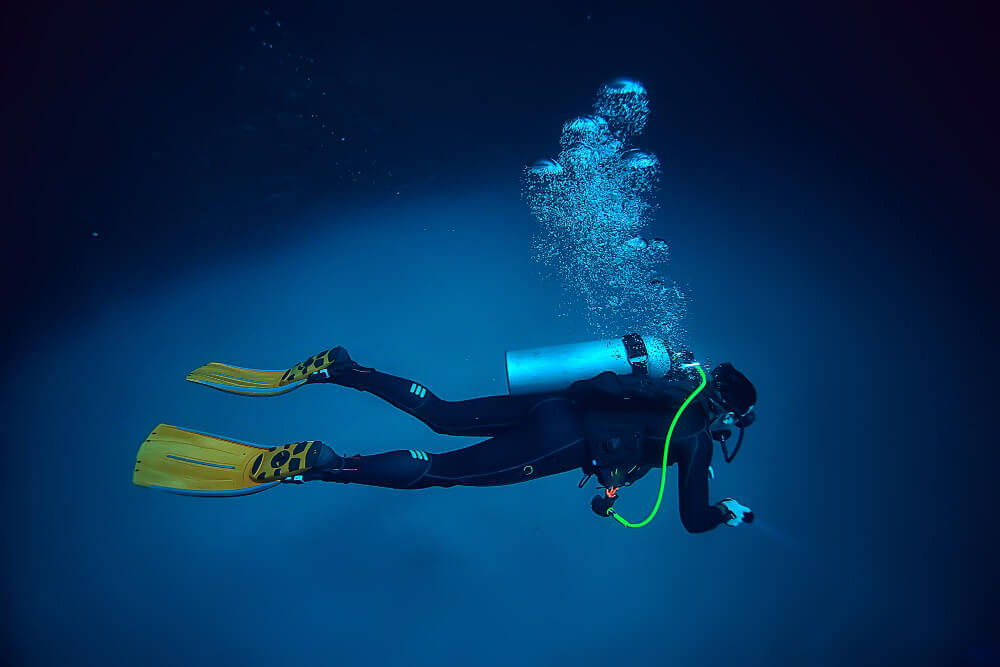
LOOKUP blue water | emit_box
[3,183,988,664]
[4,4,994,667]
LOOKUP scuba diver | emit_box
[133,334,756,531]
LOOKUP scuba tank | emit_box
[505,334,721,529]
[505,333,674,396]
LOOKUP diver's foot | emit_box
[279,449,360,484]
[305,346,373,384]
[251,439,339,483]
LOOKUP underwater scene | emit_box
[3,3,995,666]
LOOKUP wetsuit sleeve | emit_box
[675,432,728,533]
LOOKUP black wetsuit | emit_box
[313,367,729,532]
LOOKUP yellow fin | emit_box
[133,425,330,496]
[184,347,344,396]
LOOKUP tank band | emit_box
[622,333,649,375]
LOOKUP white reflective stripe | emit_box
[409,383,417,394]
[420,451,429,460]
[409,450,417,459]
[418,387,426,398]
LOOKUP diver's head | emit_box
[708,362,756,417]
[707,362,757,462]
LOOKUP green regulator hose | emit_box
[608,363,707,528]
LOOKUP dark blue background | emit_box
[3,2,996,665]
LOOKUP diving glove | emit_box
[717,498,754,526]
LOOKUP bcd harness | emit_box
[584,363,709,528]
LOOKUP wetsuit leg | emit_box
[309,397,587,488]
[331,368,530,437]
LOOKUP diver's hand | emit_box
[591,494,616,517]
[717,498,754,526]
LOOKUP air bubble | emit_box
[527,158,564,177]
[523,80,687,350]
[594,79,650,138]
[621,149,659,170]
[559,115,609,149]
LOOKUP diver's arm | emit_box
[676,432,728,533]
